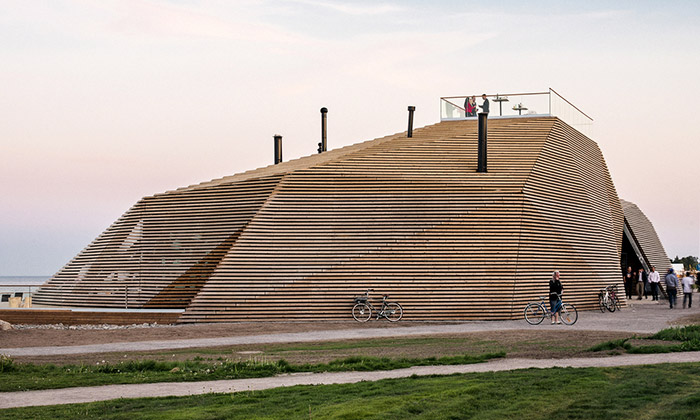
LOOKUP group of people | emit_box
[546,268,697,326]
[463,94,490,117]
[624,266,662,301]
[624,266,697,309]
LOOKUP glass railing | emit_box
[439,89,593,137]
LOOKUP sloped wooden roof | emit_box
[35,117,625,321]
[620,199,671,274]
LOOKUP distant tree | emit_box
[680,255,698,271]
[672,256,682,263]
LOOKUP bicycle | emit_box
[598,285,621,313]
[352,289,403,322]
[524,294,578,325]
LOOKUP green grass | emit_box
[262,336,500,353]
[650,325,700,343]
[589,325,700,354]
[3,363,700,419]
[587,338,631,352]
[0,352,504,392]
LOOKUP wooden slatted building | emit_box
[620,199,672,275]
[35,116,630,321]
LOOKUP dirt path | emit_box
[2,351,700,410]
[1,300,693,357]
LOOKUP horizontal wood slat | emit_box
[620,199,672,275]
[34,117,635,321]
[0,310,179,326]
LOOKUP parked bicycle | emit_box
[524,294,578,325]
[598,284,621,312]
[352,289,403,322]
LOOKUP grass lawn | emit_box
[13,330,631,366]
[590,325,700,354]
[0,328,636,393]
[3,363,700,419]
[0,352,503,392]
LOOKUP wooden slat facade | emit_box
[35,117,627,321]
[0,309,180,326]
[621,199,672,275]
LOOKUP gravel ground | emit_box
[2,350,700,410]
[1,299,698,410]
[0,299,693,357]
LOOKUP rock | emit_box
[0,319,13,330]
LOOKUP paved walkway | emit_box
[0,299,691,357]
[2,351,700,409]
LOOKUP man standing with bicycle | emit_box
[549,271,563,324]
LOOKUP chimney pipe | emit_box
[477,113,488,173]
[273,134,282,164]
[407,106,415,138]
[318,107,328,153]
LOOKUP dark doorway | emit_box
[621,232,644,275]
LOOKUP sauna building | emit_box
[33,90,671,322]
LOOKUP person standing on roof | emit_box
[464,96,477,117]
[480,94,490,114]
[665,268,680,309]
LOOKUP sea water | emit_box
[0,276,49,286]
[0,276,47,298]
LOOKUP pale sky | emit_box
[1,0,699,276]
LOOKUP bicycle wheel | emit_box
[614,296,622,311]
[384,302,403,322]
[598,295,606,313]
[560,303,578,325]
[352,303,371,322]
[524,303,546,325]
[606,297,616,312]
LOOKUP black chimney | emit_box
[477,113,487,173]
[318,107,328,153]
[407,106,415,138]
[273,134,282,164]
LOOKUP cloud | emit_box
[285,0,402,15]
[51,0,312,45]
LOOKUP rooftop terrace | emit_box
[440,88,593,137]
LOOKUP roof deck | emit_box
[440,88,593,137]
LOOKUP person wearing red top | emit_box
[464,96,477,117]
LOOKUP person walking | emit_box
[636,268,647,300]
[549,271,563,324]
[624,266,635,299]
[682,272,695,309]
[648,266,661,301]
[665,268,680,309]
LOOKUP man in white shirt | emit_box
[682,271,695,309]
[648,266,661,301]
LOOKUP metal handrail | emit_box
[441,91,549,100]
[442,98,465,111]
[440,89,593,123]
[549,87,593,122]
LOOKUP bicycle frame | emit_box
[352,289,403,322]
[357,292,391,319]
[524,294,578,325]
[598,285,620,312]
